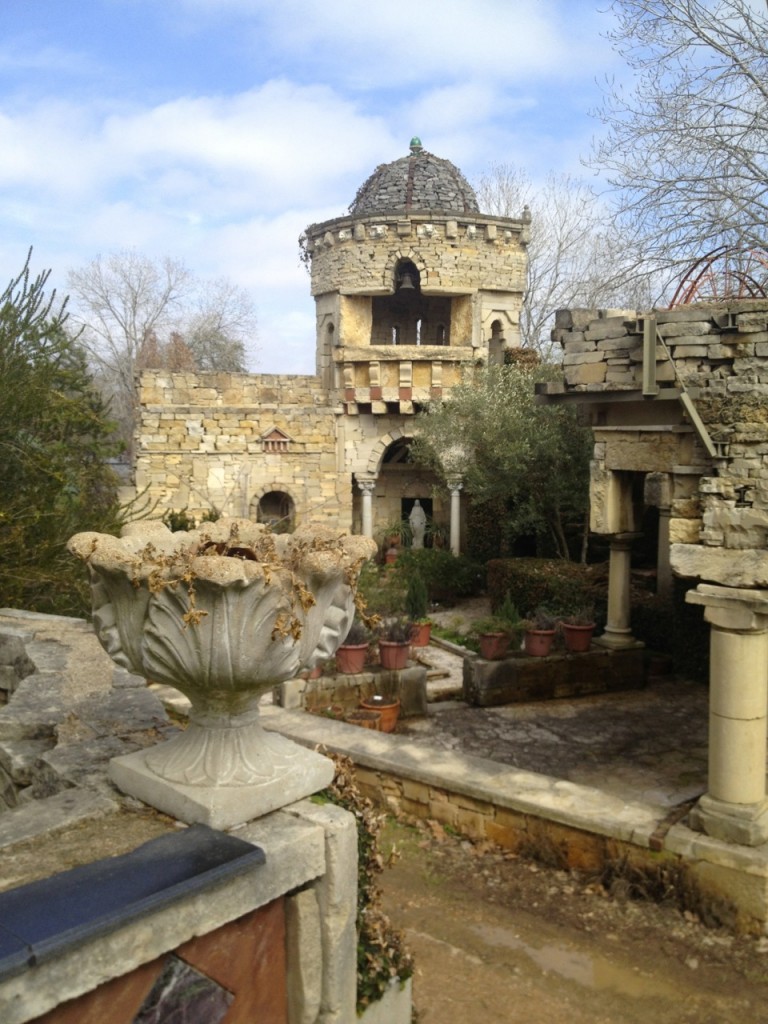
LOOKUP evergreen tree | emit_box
[0,250,124,615]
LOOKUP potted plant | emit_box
[472,594,522,660]
[360,692,401,732]
[523,606,558,657]
[560,605,596,653]
[345,708,382,730]
[377,518,412,564]
[377,616,412,670]
[336,619,372,674]
[405,570,432,647]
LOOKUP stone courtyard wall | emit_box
[134,370,348,528]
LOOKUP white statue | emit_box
[409,500,427,548]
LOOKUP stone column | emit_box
[356,476,376,538]
[448,479,463,556]
[687,584,768,846]
[657,507,672,599]
[596,533,642,649]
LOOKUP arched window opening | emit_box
[392,324,401,345]
[254,491,295,532]
[395,259,420,293]
[436,322,446,344]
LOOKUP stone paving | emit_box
[405,642,709,809]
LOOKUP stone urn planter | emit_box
[68,518,376,828]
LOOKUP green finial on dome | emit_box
[409,137,423,154]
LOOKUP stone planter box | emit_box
[463,647,647,708]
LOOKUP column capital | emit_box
[355,475,377,495]
[687,583,768,632]
[447,477,463,494]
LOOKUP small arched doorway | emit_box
[252,490,295,532]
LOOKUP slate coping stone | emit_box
[0,824,265,982]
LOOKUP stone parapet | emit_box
[305,210,528,298]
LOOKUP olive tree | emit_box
[413,360,593,561]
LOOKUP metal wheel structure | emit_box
[669,246,768,307]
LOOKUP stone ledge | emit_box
[0,790,118,852]
[261,706,664,847]
[0,808,329,1024]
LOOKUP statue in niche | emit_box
[409,500,427,549]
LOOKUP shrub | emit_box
[404,571,429,622]
[394,548,484,604]
[487,557,605,619]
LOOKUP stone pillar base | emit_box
[594,632,644,651]
[689,793,768,847]
[110,738,335,830]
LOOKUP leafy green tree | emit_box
[0,250,124,615]
[413,360,592,560]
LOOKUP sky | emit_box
[1,0,623,374]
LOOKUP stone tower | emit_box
[133,141,529,546]
[302,138,530,540]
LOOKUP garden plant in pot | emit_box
[336,618,372,674]
[405,570,432,647]
[560,605,596,653]
[359,692,400,732]
[523,606,558,657]
[473,593,523,661]
[376,616,412,670]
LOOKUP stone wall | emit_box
[134,370,347,528]
[550,300,768,585]
[305,211,529,299]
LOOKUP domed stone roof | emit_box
[349,138,479,216]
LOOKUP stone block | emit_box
[564,362,607,386]
[286,887,322,1024]
[585,323,629,342]
[669,518,701,543]
[463,649,646,707]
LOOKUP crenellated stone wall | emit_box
[304,211,529,300]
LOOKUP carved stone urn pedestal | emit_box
[69,518,376,829]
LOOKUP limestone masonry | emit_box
[134,140,529,543]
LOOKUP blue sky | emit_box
[1,0,622,373]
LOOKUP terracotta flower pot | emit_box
[410,622,432,648]
[479,632,510,661]
[335,642,368,674]
[523,629,556,657]
[561,622,595,653]
[345,709,382,730]
[360,696,400,733]
[379,640,410,670]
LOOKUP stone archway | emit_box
[250,489,296,532]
